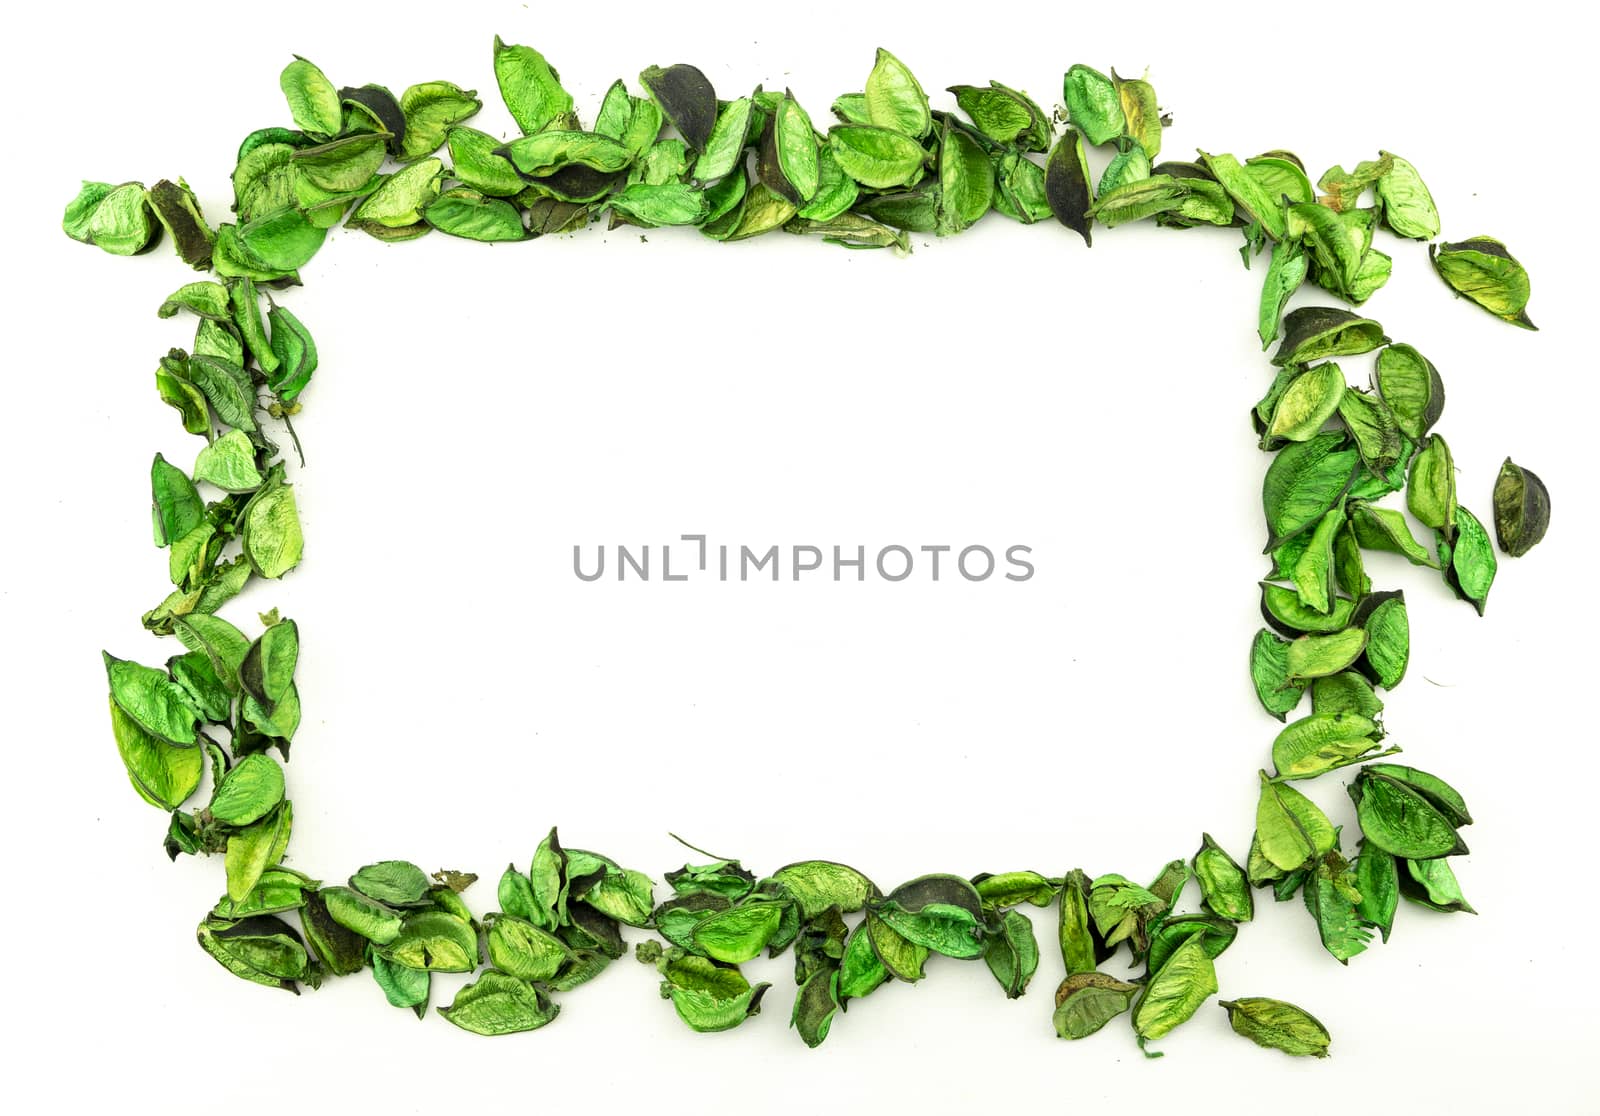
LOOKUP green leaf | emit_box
[193,430,264,493]
[691,901,786,963]
[151,453,204,547]
[487,915,574,982]
[639,64,717,152]
[241,467,304,579]
[1256,772,1337,871]
[280,57,341,137]
[398,81,482,163]
[1374,153,1439,239]
[769,861,877,919]
[864,48,931,139]
[982,909,1040,998]
[1262,432,1360,549]
[424,188,527,242]
[209,753,286,826]
[1492,457,1551,559]
[197,914,308,993]
[1053,971,1138,1039]
[1132,935,1218,1048]
[351,861,433,907]
[493,37,572,136]
[381,910,480,972]
[225,801,292,904]
[1220,997,1332,1057]
[1062,65,1123,146]
[1352,771,1467,859]
[1430,237,1536,329]
[441,970,560,1035]
[104,652,198,747]
[828,125,927,189]
[109,697,202,810]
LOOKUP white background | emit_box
[6,1,1598,1111]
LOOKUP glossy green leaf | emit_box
[1256,772,1337,871]
[1373,343,1445,440]
[210,753,286,826]
[441,970,559,1035]
[864,48,931,139]
[1265,363,1345,444]
[1132,935,1218,1049]
[1403,856,1475,914]
[1352,771,1467,859]
[1407,434,1458,543]
[982,909,1039,999]
[488,915,573,982]
[1285,627,1367,682]
[837,923,889,1007]
[1262,432,1360,549]
[659,951,769,1032]
[493,37,572,136]
[872,875,986,959]
[1249,628,1306,721]
[193,430,264,493]
[1053,971,1137,1039]
[186,354,257,432]
[1349,504,1437,569]
[382,910,480,972]
[1363,764,1472,827]
[280,57,341,137]
[372,951,430,1015]
[1273,307,1388,367]
[350,861,432,907]
[1353,840,1399,941]
[769,862,877,920]
[1272,712,1384,780]
[1430,236,1536,329]
[950,82,1047,149]
[937,121,991,234]
[350,158,443,233]
[1261,582,1357,635]
[1440,506,1497,614]
[1492,457,1551,557]
[1193,835,1253,922]
[1062,65,1124,146]
[299,889,367,977]
[104,652,198,747]
[267,302,317,402]
[640,64,717,152]
[1355,592,1409,688]
[1147,914,1237,977]
[866,911,929,982]
[398,81,481,162]
[1374,153,1439,239]
[197,914,309,993]
[1114,71,1162,158]
[445,127,524,196]
[150,453,204,548]
[972,871,1060,910]
[608,182,707,226]
[1258,240,1307,349]
[1044,128,1093,246]
[224,801,292,903]
[324,885,403,945]
[109,697,202,810]
[828,125,926,189]
[1220,997,1331,1057]
[696,98,753,181]
[241,468,304,579]
[691,901,785,963]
